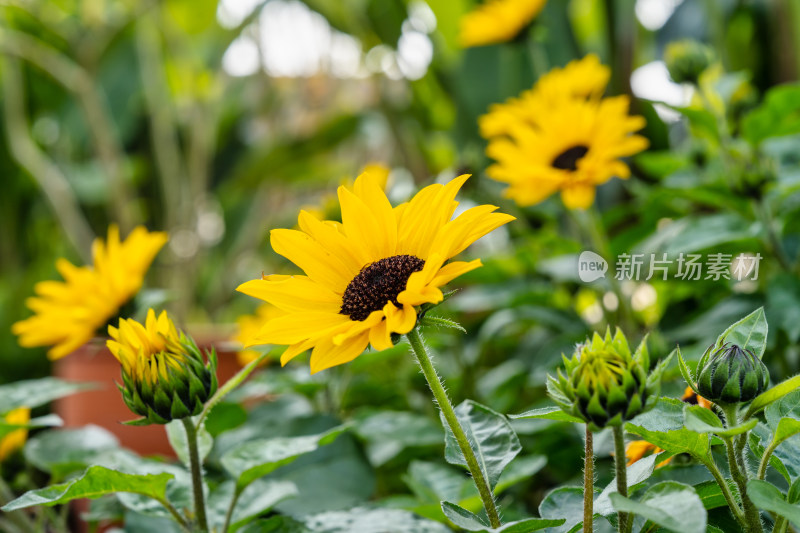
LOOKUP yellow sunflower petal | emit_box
[236,277,341,313]
[368,318,393,352]
[384,302,417,335]
[253,312,351,345]
[309,331,371,374]
[561,185,596,210]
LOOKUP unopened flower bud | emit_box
[664,39,715,85]
[696,343,768,404]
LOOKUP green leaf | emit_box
[538,487,584,533]
[353,411,443,466]
[166,418,213,468]
[1,466,173,512]
[694,480,735,510]
[257,507,452,533]
[684,405,757,437]
[770,417,800,449]
[207,479,298,531]
[442,400,521,491]
[440,501,488,530]
[24,425,120,479]
[626,399,710,459]
[0,414,62,440]
[484,518,565,532]
[509,406,583,424]
[676,347,700,395]
[609,481,707,533]
[221,427,346,489]
[0,378,95,412]
[418,316,466,333]
[747,479,800,528]
[714,307,768,359]
[595,454,659,516]
[741,84,800,145]
[745,375,800,419]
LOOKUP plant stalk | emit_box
[222,487,242,533]
[722,405,764,533]
[405,327,502,528]
[182,418,209,532]
[612,425,630,533]
[699,455,746,527]
[584,426,594,533]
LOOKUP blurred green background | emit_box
[3,0,800,523]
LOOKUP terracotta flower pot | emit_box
[53,333,242,457]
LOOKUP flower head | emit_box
[664,39,715,85]
[696,343,769,404]
[237,167,514,373]
[459,0,547,48]
[107,309,217,424]
[0,408,30,462]
[548,329,662,430]
[13,226,168,360]
[480,57,648,210]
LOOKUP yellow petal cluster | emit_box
[0,408,30,462]
[237,166,514,373]
[13,226,168,360]
[459,0,547,48]
[480,55,649,209]
[107,309,182,382]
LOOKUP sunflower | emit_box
[233,303,284,366]
[12,226,168,360]
[484,95,648,209]
[107,309,217,424]
[237,169,514,373]
[459,0,547,48]
[0,407,30,462]
[479,55,611,138]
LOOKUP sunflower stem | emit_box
[405,327,502,528]
[182,417,209,532]
[612,425,630,533]
[722,404,764,533]
[584,426,595,533]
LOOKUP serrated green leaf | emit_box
[509,406,583,424]
[684,405,757,437]
[0,378,96,412]
[440,501,488,530]
[207,479,298,531]
[1,466,173,512]
[221,427,346,489]
[442,400,521,491]
[745,375,800,419]
[609,481,706,533]
[747,479,800,528]
[538,487,585,533]
[714,307,768,359]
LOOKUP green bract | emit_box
[547,329,662,431]
[696,343,769,405]
[119,334,218,425]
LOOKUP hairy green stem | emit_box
[584,427,594,533]
[182,418,209,532]
[758,437,779,481]
[612,425,630,533]
[700,455,746,527]
[405,328,502,528]
[157,497,191,533]
[723,405,763,533]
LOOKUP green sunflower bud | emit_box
[664,39,715,85]
[548,328,661,430]
[696,343,768,404]
[108,310,218,425]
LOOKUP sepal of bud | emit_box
[696,343,768,404]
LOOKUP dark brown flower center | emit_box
[340,255,425,321]
[552,145,589,171]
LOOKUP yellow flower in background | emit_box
[107,309,217,424]
[237,167,514,373]
[234,304,285,366]
[485,95,648,209]
[479,55,610,138]
[0,408,30,462]
[13,226,168,360]
[459,0,547,48]
[625,439,671,468]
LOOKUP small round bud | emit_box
[696,343,769,404]
[664,40,715,85]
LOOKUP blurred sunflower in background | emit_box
[233,303,284,366]
[481,56,648,209]
[12,226,168,359]
[0,408,30,462]
[459,0,547,48]
[237,167,514,373]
